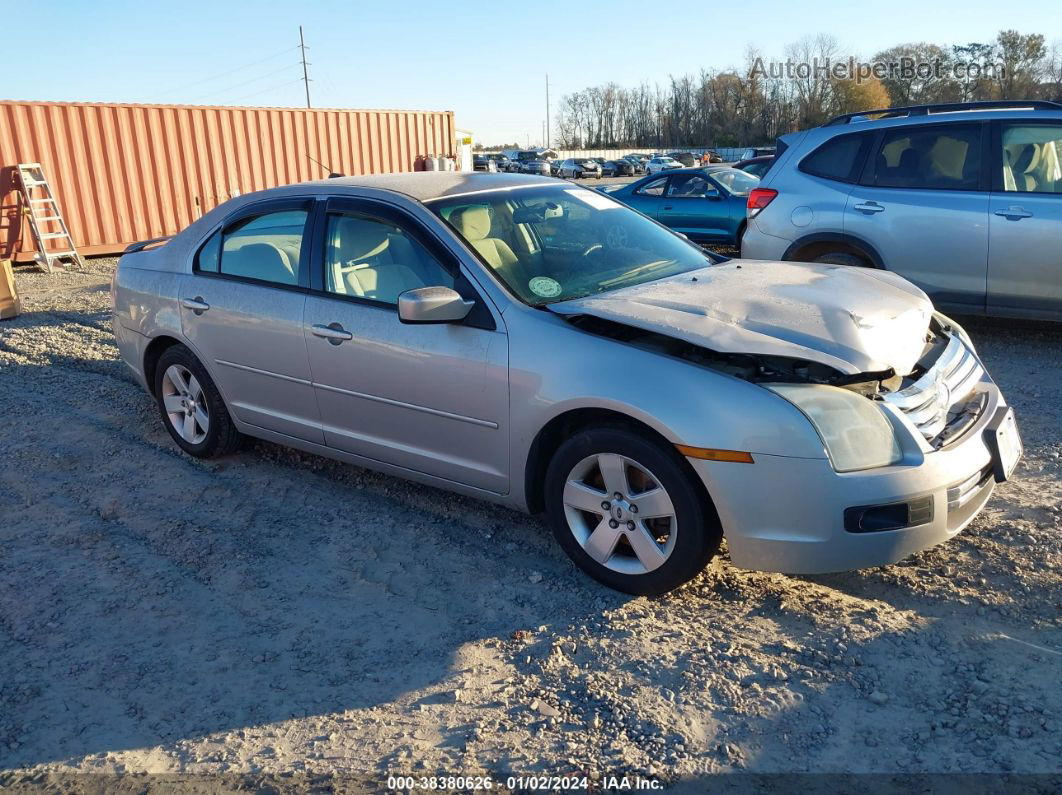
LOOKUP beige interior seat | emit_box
[331,216,423,303]
[222,241,296,284]
[449,206,522,280]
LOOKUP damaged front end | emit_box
[562,311,988,453]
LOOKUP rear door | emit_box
[179,199,323,443]
[844,122,990,313]
[987,120,1062,318]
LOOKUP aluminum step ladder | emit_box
[16,163,83,272]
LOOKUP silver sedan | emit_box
[112,173,1020,594]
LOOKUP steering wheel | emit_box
[580,243,604,257]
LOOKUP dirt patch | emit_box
[1,260,1059,782]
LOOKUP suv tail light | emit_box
[747,188,778,218]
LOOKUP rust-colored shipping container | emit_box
[0,100,456,261]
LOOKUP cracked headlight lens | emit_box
[767,384,902,472]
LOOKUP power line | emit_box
[227,78,305,105]
[155,46,300,98]
[191,63,299,102]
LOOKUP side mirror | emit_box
[704,188,722,200]
[398,286,474,324]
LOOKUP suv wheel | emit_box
[154,344,243,458]
[544,428,721,595]
[813,252,871,268]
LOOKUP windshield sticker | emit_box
[564,188,619,210]
[528,276,563,298]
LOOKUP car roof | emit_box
[305,172,555,201]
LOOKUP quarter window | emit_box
[869,125,982,191]
[324,213,453,305]
[1001,124,1062,193]
[800,133,867,183]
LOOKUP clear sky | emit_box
[7,0,1059,145]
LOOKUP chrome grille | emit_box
[883,334,984,443]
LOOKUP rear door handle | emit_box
[853,201,885,214]
[311,323,354,345]
[663,205,673,210]
[180,297,210,314]
[994,206,1032,220]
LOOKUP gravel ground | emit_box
[0,258,1060,788]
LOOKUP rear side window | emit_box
[196,209,308,286]
[800,133,867,183]
[869,124,983,191]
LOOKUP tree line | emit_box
[553,30,1061,149]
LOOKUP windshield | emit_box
[707,168,760,196]
[430,184,717,306]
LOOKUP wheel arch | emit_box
[782,232,884,268]
[142,335,185,397]
[523,407,719,528]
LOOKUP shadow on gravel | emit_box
[0,355,620,769]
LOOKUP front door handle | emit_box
[662,205,673,210]
[311,323,354,345]
[180,297,210,314]
[994,206,1032,220]
[853,201,885,214]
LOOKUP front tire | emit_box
[544,428,721,595]
[154,344,243,458]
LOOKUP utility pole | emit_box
[299,26,312,108]
[545,73,550,148]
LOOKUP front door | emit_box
[178,200,323,443]
[988,121,1062,318]
[657,172,729,241]
[302,199,510,493]
[844,122,989,313]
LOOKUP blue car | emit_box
[598,167,759,248]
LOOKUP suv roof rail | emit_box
[824,100,1062,126]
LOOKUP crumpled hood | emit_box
[551,260,934,376]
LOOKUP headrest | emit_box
[1015,143,1041,174]
[335,216,389,262]
[450,206,492,242]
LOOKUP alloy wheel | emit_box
[161,363,209,444]
[562,453,677,575]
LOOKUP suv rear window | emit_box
[868,124,983,191]
[800,133,867,182]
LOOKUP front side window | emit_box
[706,169,759,195]
[1001,124,1062,193]
[197,209,307,286]
[324,213,453,305]
[667,173,713,197]
[636,176,668,196]
[869,124,982,191]
[431,184,716,306]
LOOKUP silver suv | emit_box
[741,101,1062,320]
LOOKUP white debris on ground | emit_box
[0,260,1059,783]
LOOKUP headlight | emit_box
[767,384,902,472]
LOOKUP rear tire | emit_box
[154,344,243,459]
[812,251,871,268]
[544,427,721,595]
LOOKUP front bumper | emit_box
[694,378,1007,574]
